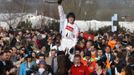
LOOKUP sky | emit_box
[0,0,134,20]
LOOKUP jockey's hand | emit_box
[58,0,62,4]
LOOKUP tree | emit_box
[1,0,30,28]
[17,19,32,30]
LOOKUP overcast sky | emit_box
[0,0,134,8]
[0,0,134,20]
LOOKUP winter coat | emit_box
[19,61,36,75]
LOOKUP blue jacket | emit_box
[19,61,35,75]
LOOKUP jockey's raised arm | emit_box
[58,5,66,22]
[58,0,67,33]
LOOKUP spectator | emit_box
[81,51,96,74]
[10,47,18,63]
[5,51,15,73]
[70,54,89,75]
[34,60,53,75]
[19,55,36,75]
[97,49,104,60]
[56,54,71,75]
[38,46,47,55]
[46,49,58,75]
[91,60,110,75]
[32,52,38,62]
[0,52,7,75]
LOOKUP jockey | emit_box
[58,0,79,51]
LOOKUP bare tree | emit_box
[1,0,30,28]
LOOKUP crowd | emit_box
[0,25,134,75]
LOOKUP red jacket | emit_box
[81,59,97,74]
[70,64,90,75]
[83,32,94,41]
[83,32,89,40]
